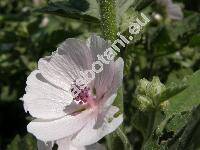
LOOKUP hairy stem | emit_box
[99,1,132,149]
[99,0,117,42]
[116,128,133,150]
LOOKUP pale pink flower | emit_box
[157,0,183,20]
[21,35,123,149]
[37,140,105,150]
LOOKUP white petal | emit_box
[102,57,124,105]
[88,35,115,99]
[87,34,110,61]
[167,4,183,20]
[102,94,117,109]
[56,138,86,150]
[110,57,124,93]
[38,39,93,91]
[72,106,123,146]
[156,0,183,20]
[94,61,115,100]
[64,101,87,115]
[22,70,73,119]
[27,109,93,141]
[56,138,105,150]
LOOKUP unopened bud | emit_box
[136,78,150,95]
[136,95,153,111]
[146,77,166,101]
[135,77,167,110]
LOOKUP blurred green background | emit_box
[0,0,200,149]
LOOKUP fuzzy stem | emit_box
[99,1,132,149]
[99,0,117,42]
[116,128,133,150]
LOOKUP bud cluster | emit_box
[135,77,166,111]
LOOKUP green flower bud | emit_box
[136,78,150,95]
[135,77,167,111]
[136,95,153,111]
[147,77,166,101]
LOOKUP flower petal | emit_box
[56,138,86,150]
[38,39,93,91]
[109,57,124,94]
[27,109,93,141]
[71,106,123,146]
[101,94,117,112]
[22,70,73,119]
[102,57,124,105]
[87,34,110,61]
[156,0,183,20]
[87,35,115,99]
[167,4,183,20]
[56,138,105,150]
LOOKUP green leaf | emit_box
[6,135,21,150]
[166,112,191,134]
[168,106,200,150]
[166,69,193,84]
[116,0,135,17]
[142,137,165,150]
[176,106,200,150]
[6,134,37,150]
[165,70,200,117]
[159,82,188,103]
[189,34,200,47]
[166,12,200,42]
[119,8,139,32]
[132,110,156,139]
[36,0,100,23]
[132,109,164,141]
[134,0,154,11]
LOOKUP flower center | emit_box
[70,83,96,107]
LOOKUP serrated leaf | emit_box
[36,0,100,23]
[116,0,135,17]
[134,0,154,11]
[6,134,37,150]
[176,106,200,150]
[189,34,200,47]
[119,8,138,32]
[159,82,188,103]
[132,110,155,139]
[166,12,200,42]
[165,70,200,117]
[142,137,165,150]
[132,109,164,141]
[168,106,200,150]
[166,69,193,84]
[166,112,191,134]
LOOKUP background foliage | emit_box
[0,0,200,149]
